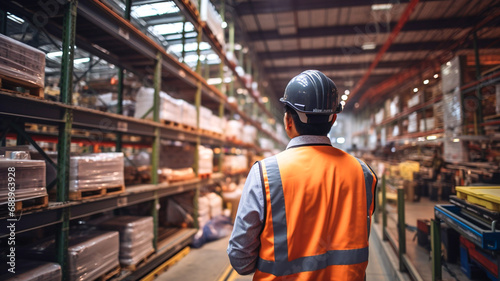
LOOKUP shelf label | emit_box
[117,197,128,207]
[117,121,128,132]
[118,27,130,40]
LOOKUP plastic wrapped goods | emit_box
[242,125,257,144]
[20,231,119,281]
[134,87,183,123]
[0,34,45,88]
[226,120,243,139]
[180,100,197,128]
[98,216,154,266]
[207,192,223,218]
[200,106,213,131]
[0,260,61,281]
[198,146,214,175]
[0,159,46,203]
[69,153,124,192]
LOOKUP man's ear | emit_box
[285,112,294,130]
[330,114,337,126]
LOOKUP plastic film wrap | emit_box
[20,231,119,281]
[69,153,124,192]
[98,216,154,266]
[134,87,183,123]
[0,159,46,202]
[0,34,45,88]
[198,146,213,175]
[0,260,61,281]
[180,101,197,128]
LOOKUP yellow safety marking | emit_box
[140,247,190,281]
[216,265,233,281]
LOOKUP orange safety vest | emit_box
[254,145,377,281]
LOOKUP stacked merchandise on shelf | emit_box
[222,180,246,223]
[97,216,154,267]
[69,153,124,198]
[241,125,257,145]
[180,101,197,128]
[200,0,225,48]
[198,146,214,176]
[0,34,45,90]
[159,144,195,182]
[19,230,120,281]
[226,120,243,142]
[192,192,231,248]
[0,150,47,213]
[0,260,61,281]
[134,87,183,124]
[222,155,248,175]
[124,151,151,185]
[94,92,135,116]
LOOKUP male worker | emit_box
[227,70,377,280]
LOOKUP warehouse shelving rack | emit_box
[0,0,285,280]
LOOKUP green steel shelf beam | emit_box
[397,188,406,272]
[56,1,78,280]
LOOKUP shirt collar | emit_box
[286,135,332,149]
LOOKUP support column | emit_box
[151,52,162,250]
[57,1,77,280]
[0,9,7,35]
[431,219,442,281]
[382,175,387,241]
[472,31,484,136]
[397,188,406,272]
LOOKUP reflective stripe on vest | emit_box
[256,155,371,276]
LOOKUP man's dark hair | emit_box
[285,106,333,136]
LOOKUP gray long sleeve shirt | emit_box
[226,135,332,275]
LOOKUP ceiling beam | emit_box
[235,0,443,15]
[246,17,480,41]
[264,60,420,74]
[257,39,497,60]
[141,14,185,26]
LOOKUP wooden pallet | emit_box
[0,195,49,216]
[0,74,44,98]
[198,173,212,180]
[123,249,155,271]
[69,185,125,201]
[14,195,48,212]
[95,265,121,281]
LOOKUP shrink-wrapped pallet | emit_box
[198,146,213,175]
[0,159,46,203]
[98,216,154,266]
[134,87,183,123]
[0,34,45,88]
[226,120,243,139]
[242,125,257,144]
[69,153,124,192]
[222,155,248,174]
[180,100,197,128]
[207,192,223,218]
[198,195,210,229]
[20,231,119,281]
[209,115,225,134]
[0,260,61,281]
[200,106,213,131]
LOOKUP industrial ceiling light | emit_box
[413,88,418,93]
[423,79,429,85]
[341,95,348,101]
[344,89,350,95]
[434,74,439,79]
[371,3,393,10]
[361,42,376,50]
[426,135,437,140]
[340,100,346,106]
[221,21,227,28]
[453,138,460,142]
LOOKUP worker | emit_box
[227,70,378,280]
